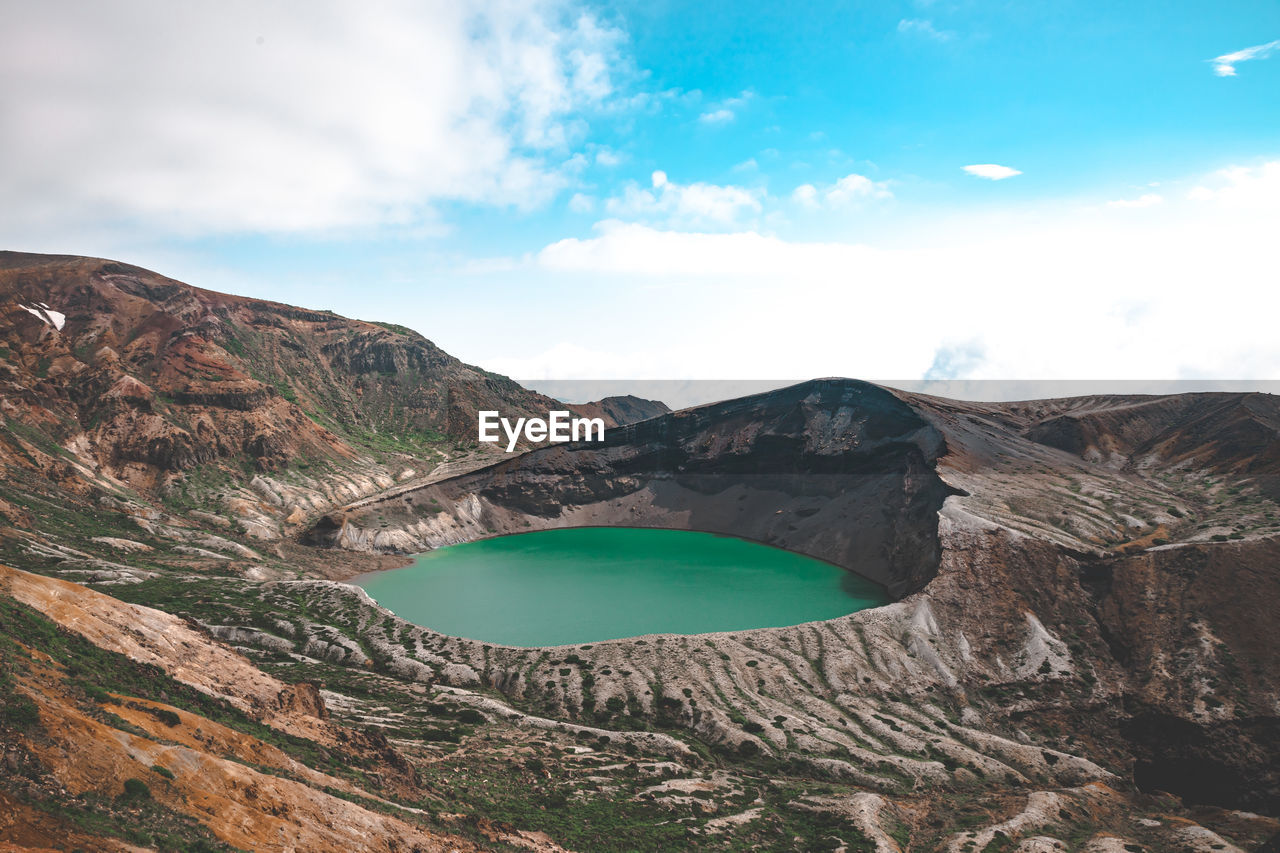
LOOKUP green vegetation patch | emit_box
[0,595,367,783]
[370,321,417,337]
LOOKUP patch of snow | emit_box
[19,302,65,331]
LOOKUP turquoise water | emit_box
[355,527,889,647]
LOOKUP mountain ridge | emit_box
[0,250,666,552]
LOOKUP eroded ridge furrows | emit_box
[309,378,957,598]
[187,519,1280,842]
[189,551,1118,798]
[11,557,1277,853]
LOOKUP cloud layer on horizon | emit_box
[475,160,1280,383]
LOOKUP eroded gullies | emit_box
[355,527,889,646]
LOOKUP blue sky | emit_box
[590,0,1276,208]
[3,1,1279,388]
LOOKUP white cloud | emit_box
[0,0,630,238]
[897,18,954,41]
[1209,39,1280,76]
[485,341,648,380]
[538,220,876,277]
[1106,193,1164,208]
[1187,161,1280,207]
[568,192,596,213]
[963,164,1022,180]
[562,152,591,174]
[520,159,1280,381]
[696,90,755,125]
[594,147,623,167]
[793,173,892,208]
[924,341,985,380]
[792,184,820,207]
[826,173,893,205]
[603,171,764,228]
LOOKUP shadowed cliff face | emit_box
[1094,537,1280,811]
[902,389,1280,813]
[310,379,958,598]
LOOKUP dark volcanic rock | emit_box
[1020,392,1280,475]
[1125,709,1280,813]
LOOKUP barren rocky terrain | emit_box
[2,252,1278,851]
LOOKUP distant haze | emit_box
[530,380,1280,411]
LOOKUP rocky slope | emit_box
[0,563,573,853]
[0,251,664,565]
[555,394,672,428]
[2,252,523,475]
